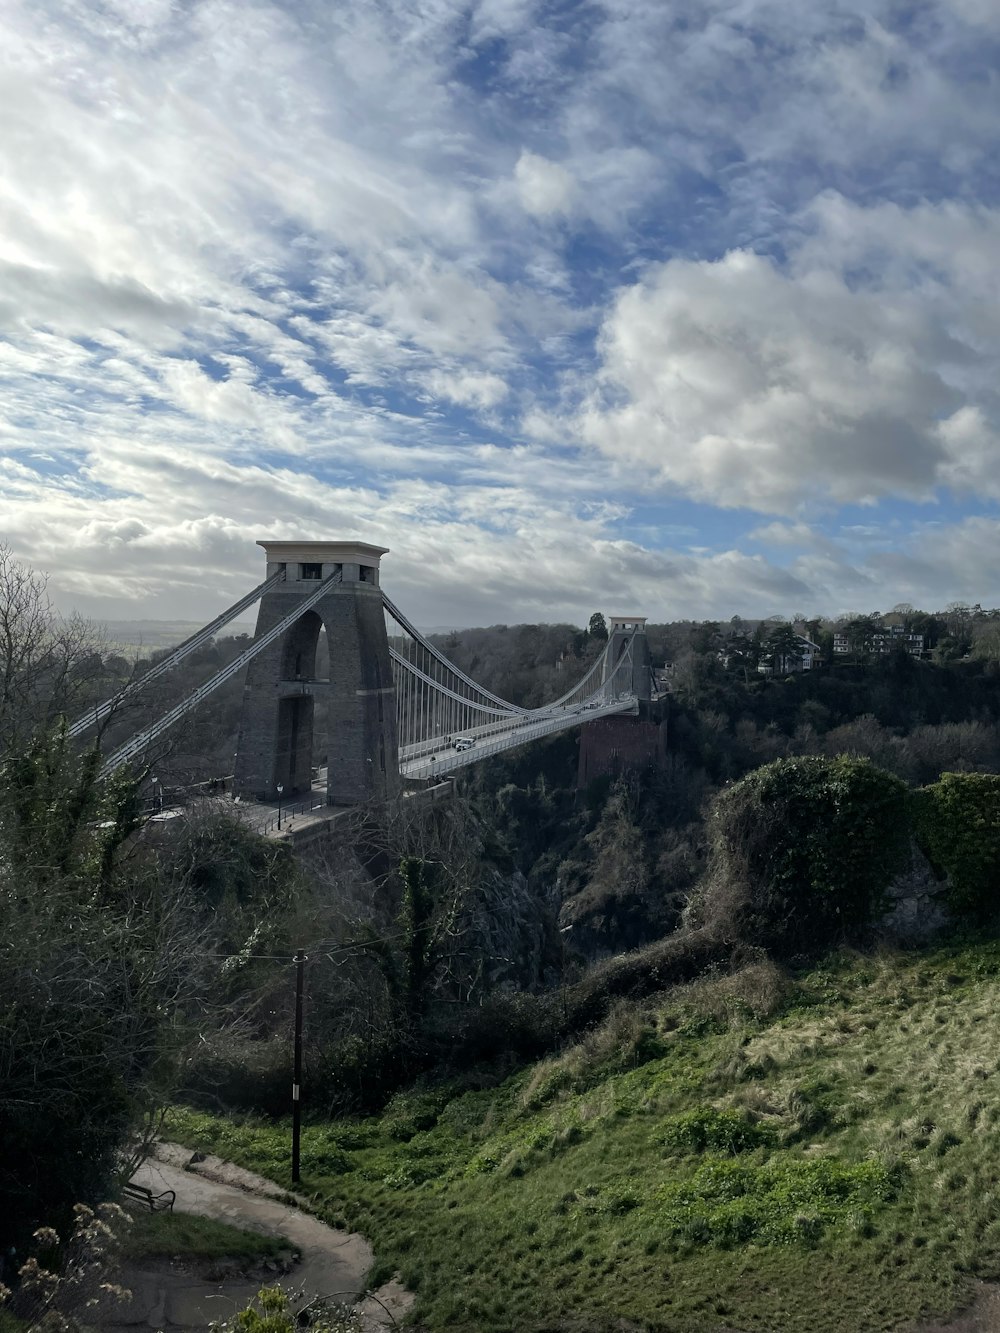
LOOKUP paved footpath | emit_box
[106,1143,411,1331]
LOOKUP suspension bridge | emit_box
[71,541,652,808]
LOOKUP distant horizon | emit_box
[92,599,990,655]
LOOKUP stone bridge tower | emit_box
[234,541,400,807]
[607,616,653,702]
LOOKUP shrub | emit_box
[661,1107,775,1155]
[913,772,1000,921]
[179,1035,291,1116]
[206,1284,361,1331]
[564,930,730,1030]
[696,756,910,957]
[382,1088,449,1141]
[520,1002,667,1110]
[0,928,144,1250]
[430,990,562,1068]
[2,1203,131,1330]
[654,1154,902,1248]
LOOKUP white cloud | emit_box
[936,408,1000,499]
[7,417,1000,630]
[573,198,1000,514]
[366,259,508,361]
[513,151,577,219]
[422,369,509,409]
[748,521,839,556]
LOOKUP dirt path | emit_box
[106,1143,412,1331]
[905,1283,1000,1333]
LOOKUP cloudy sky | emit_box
[2,0,1000,629]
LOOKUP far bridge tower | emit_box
[607,616,652,701]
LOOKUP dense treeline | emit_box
[671,652,1000,780]
[438,604,1000,964]
[464,649,1000,962]
[428,621,605,708]
[645,599,1000,670]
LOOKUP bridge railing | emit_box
[251,790,329,836]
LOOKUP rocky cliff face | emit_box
[556,871,685,962]
[448,866,561,992]
[881,843,950,942]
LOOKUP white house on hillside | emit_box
[759,635,824,676]
[833,624,925,657]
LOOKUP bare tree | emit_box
[0,544,109,752]
[284,791,556,1095]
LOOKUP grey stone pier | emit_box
[234,541,400,807]
[607,616,652,702]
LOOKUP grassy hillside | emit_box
[167,940,1000,1332]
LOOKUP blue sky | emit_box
[2,0,1000,629]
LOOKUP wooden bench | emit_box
[123,1181,176,1212]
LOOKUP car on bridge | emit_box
[452,736,476,752]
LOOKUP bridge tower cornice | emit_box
[257,540,389,590]
[608,615,647,633]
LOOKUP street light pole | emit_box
[151,776,162,814]
[291,949,306,1184]
[276,782,284,830]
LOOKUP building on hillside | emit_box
[757,635,824,676]
[652,664,673,692]
[833,624,925,657]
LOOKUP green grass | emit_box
[123,1209,292,1264]
[165,941,1000,1332]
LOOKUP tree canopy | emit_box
[588,612,609,642]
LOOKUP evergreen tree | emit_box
[588,612,609,642]
[765,625,805,675]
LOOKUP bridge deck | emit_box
[398,696,636,779]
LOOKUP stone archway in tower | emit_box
[281,609,323,681]
[275,610,323,797]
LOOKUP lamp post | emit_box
[151,776,162,814]
[276,782,284,830]
[291,949,306,1183]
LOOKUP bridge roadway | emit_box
[398,694,637,780]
